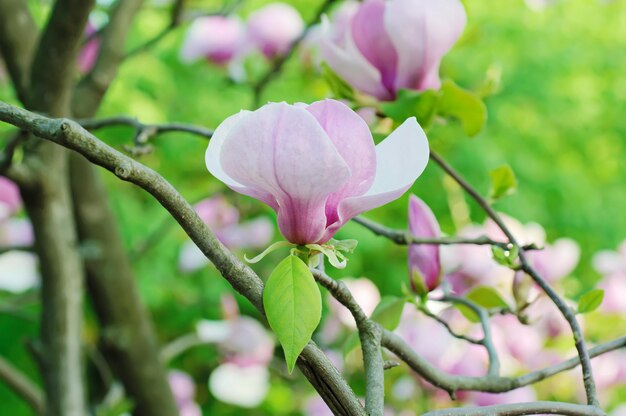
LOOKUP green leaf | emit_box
[263,255,322,373]
[457,286,509,323]
[371,296,405,331]
[491,245,519,268]
[321,62,354,100]
[439,79,487,137]
[343,332,360,357]
[381,89,440,127]
[489,165,518,202]
[244,241,294,263]
[577,289,604,314]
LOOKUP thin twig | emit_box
[311,269,384,415]
[418,306,482,345]
[422,401,605,416]
[429,150,599,406]
[0,355,45,415]
[352,216,538,250]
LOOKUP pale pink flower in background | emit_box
[408,195,442,294]
[180,16,246,65]
[525,0,559,11]
[178,196,273,272]
[466,386,536,406]
[208,363,269,408]
[612,405,626,416]
[206,100,429,244]
[0,177,21,220]
[78,22,100,73]
[246,3,304,59]
[168,370,202,416]
[326,277,381,329]
[593,240,626,276]
[0,251,39,293]
[320,0,466,100]
[597,274,626,314]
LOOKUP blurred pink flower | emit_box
[205,100,429,244]
[208,363,269,408]
[178,196,273,272]
[466,386,536,406]
[320,0,466,100]
[180,16,246,65]
[78,22,100,73]
[0,250,39,293]
[593,240,626,276]
[598,274,626,314]
[326,277,381,329]
[0,177,21,220]
[247,3,304,59]
[408,195,442,294]
[168,370,202,415]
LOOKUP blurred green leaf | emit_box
[458,286,509,322]
[577,289,604,314]
[489,164,518,202]
[439,79,487,137]
[381,89,439,126]
[491,245,519,268]
[263,255,321,373]
[321,62,354,101]
[371,296,405,331]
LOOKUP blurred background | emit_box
[1,0,625,414]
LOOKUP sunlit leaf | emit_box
[457,286,509,322]
[321,62,354,101]
[577,289,604,314]
[439,79,487,137]
[489,164,518,202]
[263,255,321,373]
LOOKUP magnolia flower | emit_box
[208,363,269,408]
[178,196,273,272]
[408,195,442,294]
[168,370,202,416]
[78,22,100,73]
[0,177,21,220]
[246,3,304,59]
[206,100,429,244]
[180,16,246,65]
[320,0,466,100]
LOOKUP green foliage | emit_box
[489,164,518,202]
[577,289,604,314]
[491,245,519,268]
[263,255,321,373]
[321,62,354,101]
[457,286,509,322]
[438,79,487,137]
[381,89,440,127]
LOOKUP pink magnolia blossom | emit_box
[208,363,269,408]
[593,240,626,276]
[466,386,536,406]
[178,196,273,272]
[408,195,442,294]
[246,3,304,59]
[0,177,21,220]
[168,370,202,416]
[78,22,100,73]
[320,0,466,100]
[180,16,246,65]
[206,100,429,244]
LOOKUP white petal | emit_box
[205,111,251,188]
[208,364,269,408]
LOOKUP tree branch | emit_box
[352,216,538,250]
[311,269,385,415]
[422,401,605,416]
[429,150,599,406]
[0,355,45,415]
[0,0,38,105]
[0,101,365,416]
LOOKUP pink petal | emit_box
[351,0,398,95]
[218,217,274,249]
[193,196,240,230]
[78,22,100,73]
[306,100,376,225]
[219,103,350,244]
[319,17,392,100]
[168,370,196,404]
[178,241,209,273]
[384,0,466,91]
[408,195,441,292]
[247,3,304,59]
[206,111,280,210]
[319,117,429,242]
[529,238,580,282]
